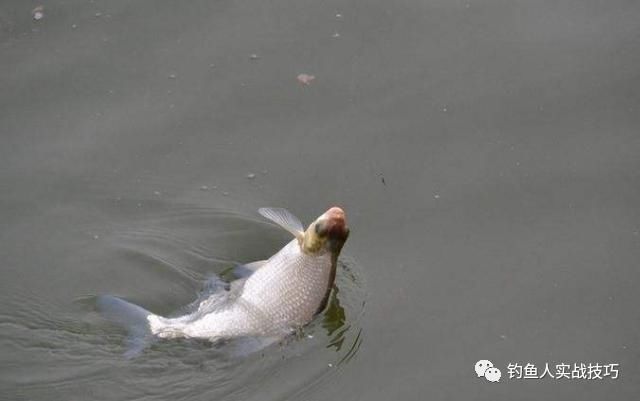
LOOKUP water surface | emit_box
[1,0,639,399]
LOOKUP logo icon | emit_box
[475,359,501,383]
[485,367,502,382]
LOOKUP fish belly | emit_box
[181,303,270,339]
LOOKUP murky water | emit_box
[1,203,366,400]
[2,0,640,399]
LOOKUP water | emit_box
[1,204,366,400]
[2,0,640,400]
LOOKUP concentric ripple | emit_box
[2,203,366,401]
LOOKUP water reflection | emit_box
[322,284,364,365]
[323,288,346,348]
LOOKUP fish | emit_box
[97,207,349,357]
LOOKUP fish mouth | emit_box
[321,206,349,246]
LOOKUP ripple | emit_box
[3,204,367,401]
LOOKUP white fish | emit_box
[97,207,349,357]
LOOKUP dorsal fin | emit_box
[258,208,304,241]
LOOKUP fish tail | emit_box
[96,295,162,358]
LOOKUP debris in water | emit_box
[168,73,177,79]
[335,13,343,19]
[261,169,268,175]
[32,6,44,21]
[222,191,229,196]
[246,173,256,179]
[434,194,440,199]
[95,12,103,18]
[297,73,315,85]
[93,234,100,240]
[153,191,161,196]
[200,185,209,191]
[249,54,260,60]
[71,24,78,29]
[332,32,341,38]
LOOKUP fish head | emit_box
[302,207,349,256]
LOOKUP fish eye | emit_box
[314,222,326,236]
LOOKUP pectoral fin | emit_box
[258,208,304,241]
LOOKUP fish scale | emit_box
[177,240,333,339]
[97,207,349,357]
